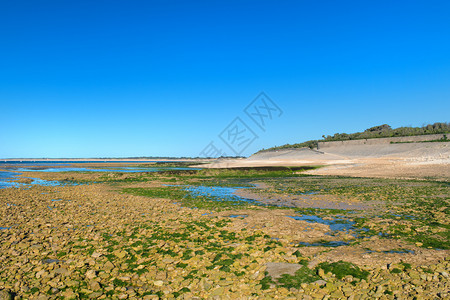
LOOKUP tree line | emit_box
[258,122,449,152]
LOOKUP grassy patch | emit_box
[260,272,275,290]
[317,261,369,281]
[122,186,186,200]
[277,266,321,288]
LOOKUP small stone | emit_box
[118,276,130,281]
[36,270,45,279]
[54,268,70,276]
[200,278,212,291]
[153,280,164,287]
[210,287,225,296]
[90,281,101,291]
[318,268,325,277]
[441,271,449,278]
[91,252,103,258]
[88,292,103,299]
[114,250,127,259]
[103,261,115,271]
[61,289,77,299]
[251,271,260,280]
[66,280,79,288]
[342,285,354,296]
[312,280,327,286]
[330,290,345,298]
[86,270,97,280]
[326,282,337,292]
[409,270,420,280]
[373,292,384,298]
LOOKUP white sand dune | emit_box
[203,141,450,179]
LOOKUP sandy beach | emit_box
[202,141,450,180]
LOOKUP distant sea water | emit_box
[0,160,177,165]
[0,161,199,189]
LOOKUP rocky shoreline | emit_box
[0,167,449,299]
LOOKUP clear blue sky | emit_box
[1,0,449,158]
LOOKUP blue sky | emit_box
[1,0,449,158]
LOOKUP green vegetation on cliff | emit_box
[259,122,449,152]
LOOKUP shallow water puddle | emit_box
[298,241,349,247]
[298,191,319,195]
[42,259,62,264]
[185,185,255,202]
[0,171,22,188]
[167,184,258,204]
[366,249,415,254]
[287,215,355,232]
[228,214,248,218]
[0,170,68,189]
[288,214,371,247]
[30,178,64,186]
